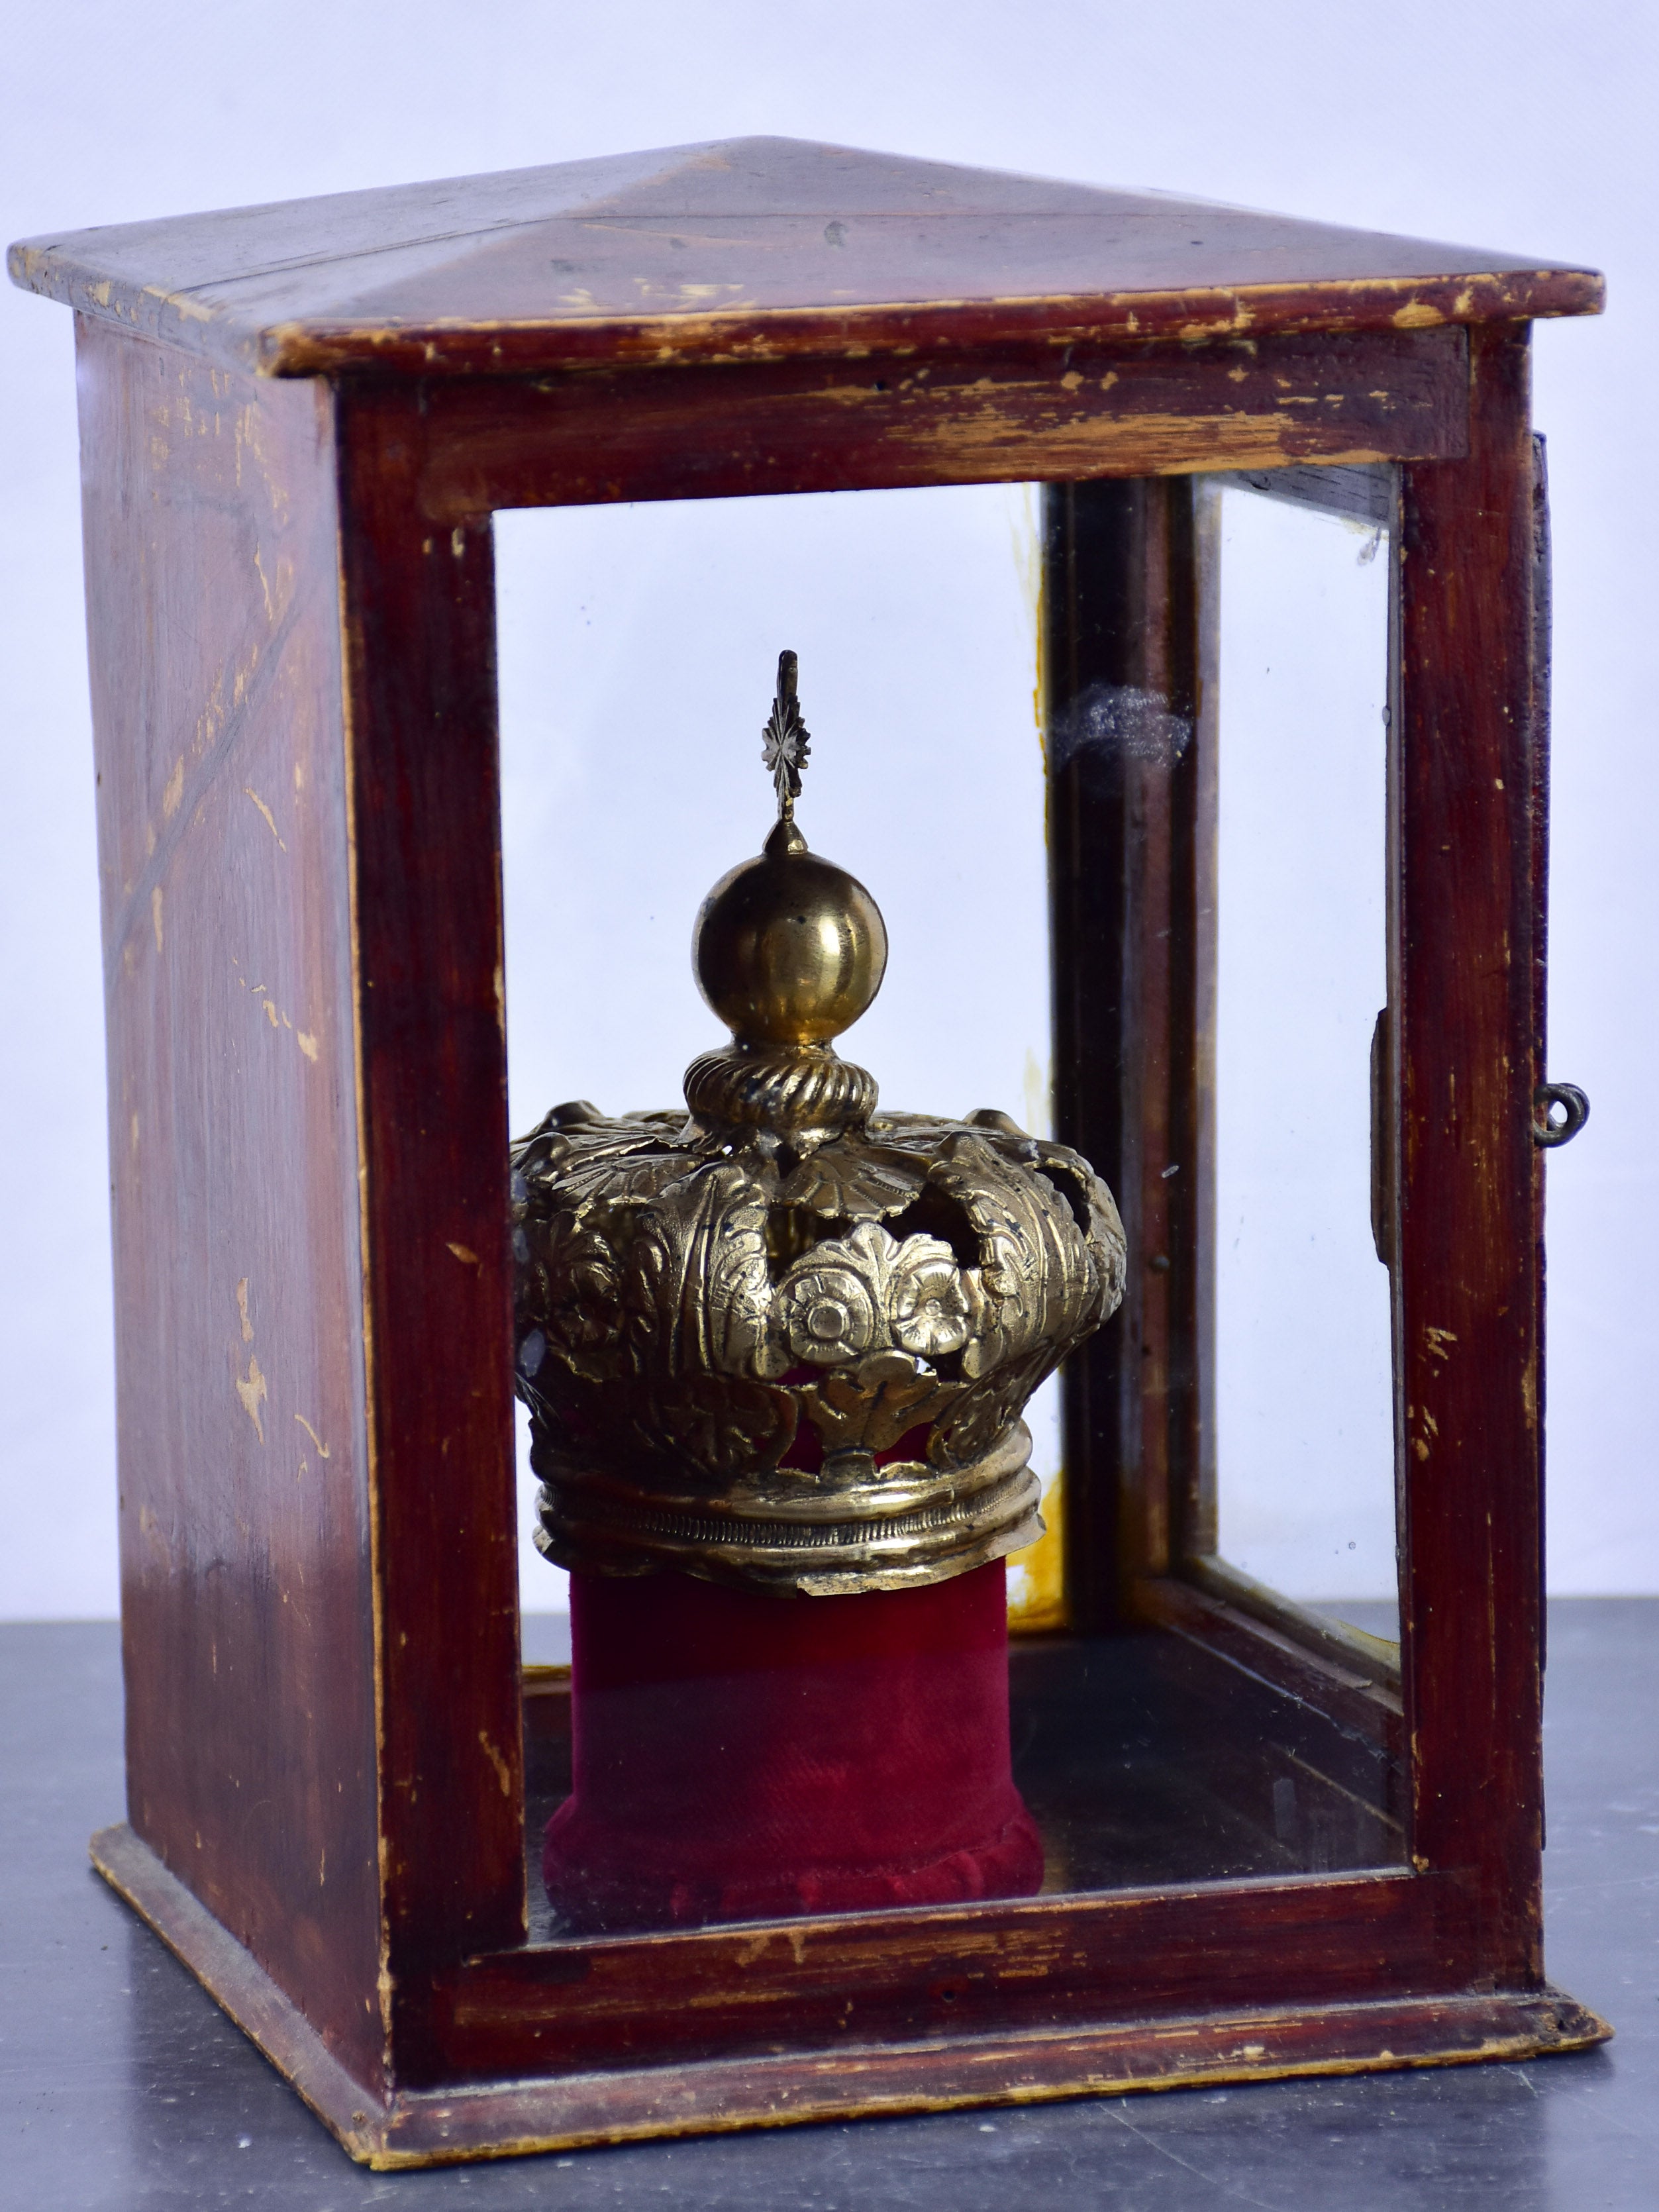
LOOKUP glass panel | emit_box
[499,477,1405,1942]
[1212,482,1398,1643]
[1006,1372,1065,1632]
[495,486,1056,1637]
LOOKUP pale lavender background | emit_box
[0,0,1650,1619]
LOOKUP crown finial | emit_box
[762,648,810,827]
[691,652,887,1062]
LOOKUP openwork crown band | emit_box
[510,654,1127,1595]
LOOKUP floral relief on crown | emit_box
[509,649,1127,1596]
[511,1103,1126,1596]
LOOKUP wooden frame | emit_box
[13,140,1605,2166]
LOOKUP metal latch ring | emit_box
[1533,1083,1589,1148]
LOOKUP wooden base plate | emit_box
[91,1823,1609,2171]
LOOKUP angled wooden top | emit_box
[9,136,1602,379]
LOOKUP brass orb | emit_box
[693,817,888,1047]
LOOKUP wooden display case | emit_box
[8,136,1606,2166]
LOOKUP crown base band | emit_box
[534,1436,1043,1597]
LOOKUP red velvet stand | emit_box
[543,1560,1043,1929]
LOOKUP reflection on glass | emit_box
[1007,1373,1066,1633]
[508,631,1122,1933]
[495,486,1056,1633]
[1213,485,1398,1645]
[499,479,1406,1942]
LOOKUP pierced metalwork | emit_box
[510,652,1127,1595]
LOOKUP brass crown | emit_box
[686,651,887,1139]
[511,652,1126,1596]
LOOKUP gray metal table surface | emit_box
[3,1602,1655,2211]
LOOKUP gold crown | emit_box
[511,652,1126,1595]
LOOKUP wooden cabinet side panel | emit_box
[334,387,526,1984]
[1395,324,1544,1978]
[76,320,385,2089]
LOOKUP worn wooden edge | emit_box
[1133,1574,1403,1746]
[89,1824,389,2161]
[374,1986,1609,2168]
[7,244,1603,378]
[90,1820,1608,2170]
[261,270,1608,376]
[1176,1558,1403,1691]
[334,395,528,1974]
[1395,327,1546,1958]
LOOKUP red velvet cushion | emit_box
[544,1561,1042,1929]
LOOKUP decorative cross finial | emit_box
[760,649,810,822]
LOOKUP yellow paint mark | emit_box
[294,760,306,792]
[1393,301,1444,329]
[236,1353,268,1443]
[734,1932,770,1967]
[151,885,164,952]
[162,755,185,820]
[787,1927,807,1964]
[146,823,157,857]
[450,527,466,559]
[1423,1326,1458,1362]
[236,1278,254,1343]
[1060,370,1083,392]
[264,1000,280,1029]
[295,1413,331,1460]
[244,787,287,850]
[674,281,745,305]
[296,1031,319,1062]
[867,400,1376,484]
[193,664,226,755]
[253,546,275,622]
[447,1242,481,1268]
[1413,1438,1431,1462]
[130,1113,139,1158]
[478,1732,512,1797]
[1007,1462,1065,1632]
